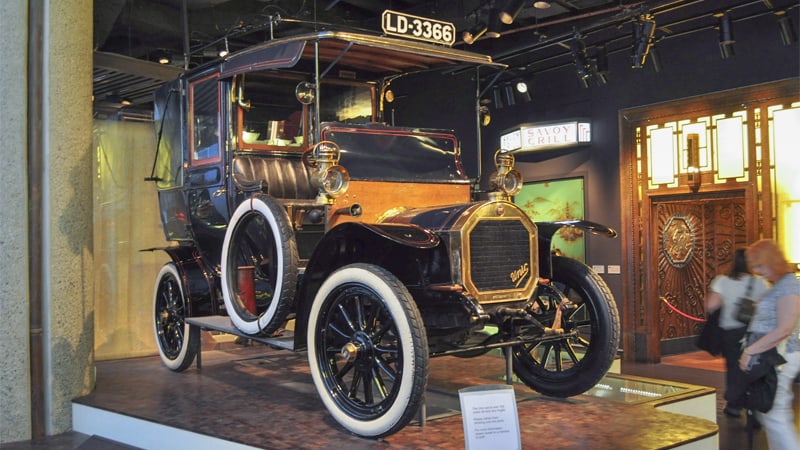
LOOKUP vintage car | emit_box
[147,27,620,438]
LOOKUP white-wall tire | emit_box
[221,194,298,335]
[153,263,199,371]
[307,263,428,438]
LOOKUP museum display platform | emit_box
[72,333,719,450]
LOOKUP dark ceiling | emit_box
[92,0,799,118]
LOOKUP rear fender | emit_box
[535,220,617,279]
[293,222,440,350]
[143,245,218,317]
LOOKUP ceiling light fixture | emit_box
[776,10,797,46]
[486,8,503,38]
[218,37,230,58]
[631,14,656,69]
[571,35,592,88]
[715,10,735,59]
[516,79,532,102]
[499,0,526,25]
[533,1,552,8]
[463,21,488,45]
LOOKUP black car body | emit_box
[148,29,620,438]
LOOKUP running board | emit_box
[186,316,295,351]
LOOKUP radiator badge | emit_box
[510,262,530,288]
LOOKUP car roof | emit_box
[216,30,506,80]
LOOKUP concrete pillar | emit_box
[0,0,34,440]
[0,0,94,441]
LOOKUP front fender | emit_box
[536,220,617,279]
[293,221,441,350]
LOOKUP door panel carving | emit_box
[654,195,747,349]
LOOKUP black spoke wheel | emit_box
[153,263,199,371]
[512,256,620,397]
[307,263,428,438]
[221,194,298,335]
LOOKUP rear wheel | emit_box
[512,256,619,397]
[307,263,428,438]
[221,194,298,335]
[153,263,199,371]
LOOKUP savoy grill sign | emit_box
[501,120,592,153]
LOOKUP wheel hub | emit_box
[340,331,372,362]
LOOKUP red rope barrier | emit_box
[660,296,706,322]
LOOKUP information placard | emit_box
[459,384,521,450]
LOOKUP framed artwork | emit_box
[514,177,586,262]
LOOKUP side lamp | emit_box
[304,141,350,204]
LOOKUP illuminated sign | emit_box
[501,120,591,153]
[381,10,456,46]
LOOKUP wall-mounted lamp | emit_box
[499,0,526,25]
[631,14,656,69]
[686,133,701,192]
[486,8,503,38]
[776,10,798,46]
[715,10,735,59]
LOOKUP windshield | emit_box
[236,72,375,150]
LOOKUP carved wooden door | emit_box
[653,192,747,354]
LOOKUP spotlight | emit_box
[492,86,504,109]
[217,37,230,58]
[715,10,735,59]
[486,8,503,38]
[463,21,488,45]
[776,11,798,46]
[503,84,516,106]
[499,0,526,25]
[571,36,592,88]
[534,1,551,9]
[650,46,662,73]
[595,45,610,84]
[515,79,532,102]
[631,14,656,69]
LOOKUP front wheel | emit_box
[512,256,620,397]
[307,263,428,438]
[153,263,199,371]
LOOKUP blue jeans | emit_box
[758,350,800,449]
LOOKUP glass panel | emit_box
[649,126,676,186]
[190,75,221,162]
[772,106,800,263]
[716,116,745,179]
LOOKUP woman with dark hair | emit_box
[705,248,769,417]
[739,239,800,449]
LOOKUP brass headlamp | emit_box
[489,149,523,200]
[303,140,350,204]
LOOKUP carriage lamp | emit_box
[305,141,350,204]
[489,149,523,200]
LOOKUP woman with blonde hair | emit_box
[739,239,800,449]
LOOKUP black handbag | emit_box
[735,277,756,325]
[695,309,722,356]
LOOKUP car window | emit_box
[190,75,221,164]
